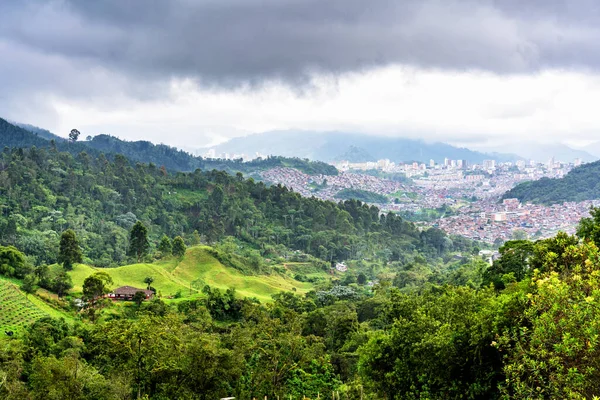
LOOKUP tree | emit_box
[58,229,82,270]
[577,206,600,246]
[51,271,73,298]
[172,236,186,258]
[21,274,36,295]
[482,240,534,289]
[128,221,149,262]
[157,235,172,257]
[143,276,154,290]
[191,230,201,246]
[68,128,80,142]
[0,245,28,278]
[132,291,147,307]
[498,240,600,398]
[82,272,113,304]
[357,272,367,285]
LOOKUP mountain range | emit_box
[474,142,597,163]
[210,130,521,164]
[0,118,337,175]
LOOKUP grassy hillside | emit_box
[0,277,72,334]
[64,246,316,303]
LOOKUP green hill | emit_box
[502,160,600,204]
[3,118,337,176]
[61,246,316,303]
[0,278,71,334]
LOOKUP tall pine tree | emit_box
[58,229,82,270]
[128,221,149,262]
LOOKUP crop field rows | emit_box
[0,279,47,334]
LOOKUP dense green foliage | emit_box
[3,222,600,398]
[58,229,82,270]
[172,236,186,258]
[3,118,338,176]
[334,188,388,204]
[0,145,473,269]
[128,222,150,262]
[503,160,600,203]
[5,129,600,398]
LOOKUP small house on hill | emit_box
[107,286,154,301]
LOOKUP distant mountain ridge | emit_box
[211,130,520,164]
[0,118,337,176]
[476,142,597,163]
[15,122,66,142]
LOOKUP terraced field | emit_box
[0,278,70,335]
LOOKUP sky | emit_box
[2,0,600,150]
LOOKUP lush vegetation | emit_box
[334,188,388,204]
[0,145,474,271]
[57,246,317,302]
[2,118,338,176]
[5,133,600,398]
[503,159,600,203]
[3,217,600,398]
[0,277,71,334]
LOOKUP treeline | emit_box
[0,145,475,269]
[503,159,600,203]
[86,133,338,176]
[1,118,338,176]
[4,218,600,398]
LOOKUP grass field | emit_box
[0,277,72,335]
[63,246,317,302]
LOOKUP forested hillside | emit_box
[503,159,600,203]
[3,221,600,398]
[1,118,338,176]
[0,145,472,270]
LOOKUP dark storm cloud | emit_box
[2,0,600,88]
[2,0,600,130]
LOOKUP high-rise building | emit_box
[205,149,216,158]
[429,159,435,167]
[483,160,496,170]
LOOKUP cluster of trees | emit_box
[503,159,600,204]
[4,215,600,398]
[0,145,475,271]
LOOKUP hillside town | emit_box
[426,198,600,244]
[260,157,591,244]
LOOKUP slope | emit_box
[1,118,337,175]
[211,130,520,164]
[502,159,600,204]
[0,277,72,335]
[477,142,597,163]
[65,246,315,303]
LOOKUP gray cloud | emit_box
[2,0,600,136]
[2,0,600,87]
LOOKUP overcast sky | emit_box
[2,0,600,149]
